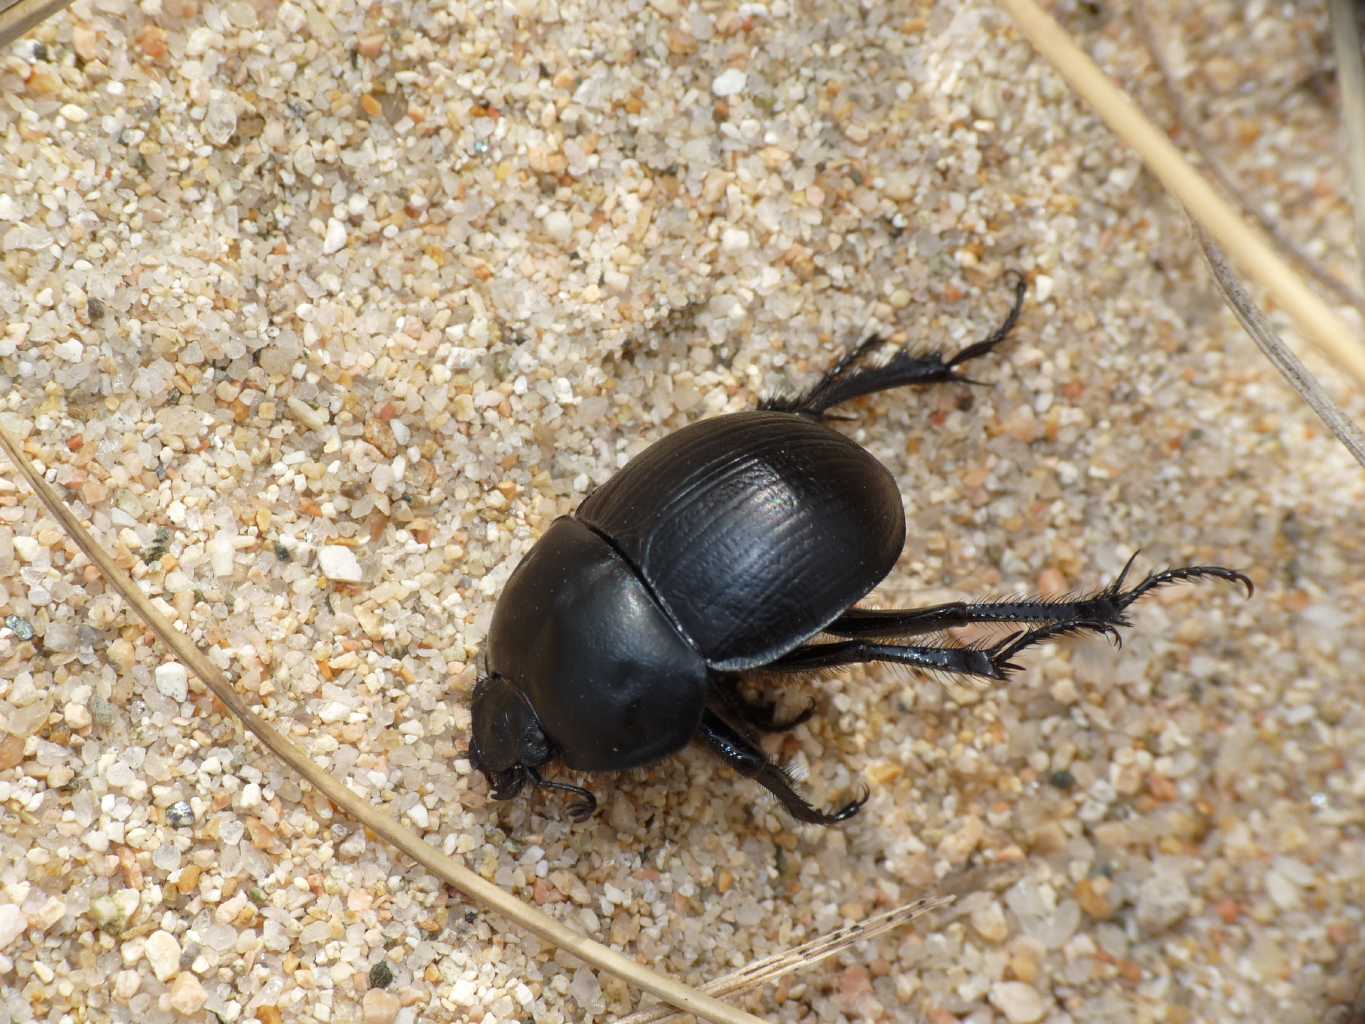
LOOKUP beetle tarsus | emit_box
[942,270,1027,372]
[985,620,1122,676]
[760,273,1026,418]
[698,711,867,824]
[527,767,598,822]
[1106,554,1255,606]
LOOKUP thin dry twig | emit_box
[1192,226,1365,469]
[615,895,955,1024]
[994,0,1365,391]
[0,421,765,1024]
[0,0,73,49]
[1329,0,1365,300]
[1133,0,1365,318]
[617,864,1025,1024]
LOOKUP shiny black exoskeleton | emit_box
[467,280,1251,824]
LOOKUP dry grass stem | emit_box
[0,0,74,48]
[0,423,764,1024]
[1193,226,1365,469]
[615,894,956,1024]
[995,0,1365,391]
[1133,0,1365,318]
[1329,0,1365,299]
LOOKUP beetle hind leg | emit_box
[760,273,1025,418]
[825,554,1253,642]
[697,711,867,825]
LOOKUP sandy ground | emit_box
[2,1,1364,1022]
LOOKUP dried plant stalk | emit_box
[0,0,73,48]
[1133,0,1365,318]
[616,895,955,1024]
[995,0,1365,391]
[0,423,764,1024]
[1329,0,1365,300]
[1193,227,1365,469]
[618,864,1023,1024]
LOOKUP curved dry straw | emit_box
[0,0,73,48]
[617,893,956,1024]
[1133,0,1365,319]
[0,423,763,1024]
[996,0,1365,392]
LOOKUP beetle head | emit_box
[467,674,551,801]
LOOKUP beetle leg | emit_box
[766,619,1128,681]
[697,711,867,825]
[1099,553,1254,607]
[827,602,975,639]
[525,767,598,822]
[823,332,889,381]
[710,674,815,733]
[766,637,1006,679]
[760,273,1025,418]
[827,556,1253,640]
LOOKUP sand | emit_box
[2,1,1363,1021]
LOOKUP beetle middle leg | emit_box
[697,711,868,824]
[761,273,1026,418]
[769,556,1252,681]
[759,622,1115,682]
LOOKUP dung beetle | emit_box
[466,279,1251,824]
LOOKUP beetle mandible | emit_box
[466,279,1251,824]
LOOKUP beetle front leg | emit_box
[697,711,867,825]
[526,767,598,822]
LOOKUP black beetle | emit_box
[466,279,1251,824]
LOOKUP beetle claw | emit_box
[567,796,598,823]
[803,787,870,826]
[831,787,871,822]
